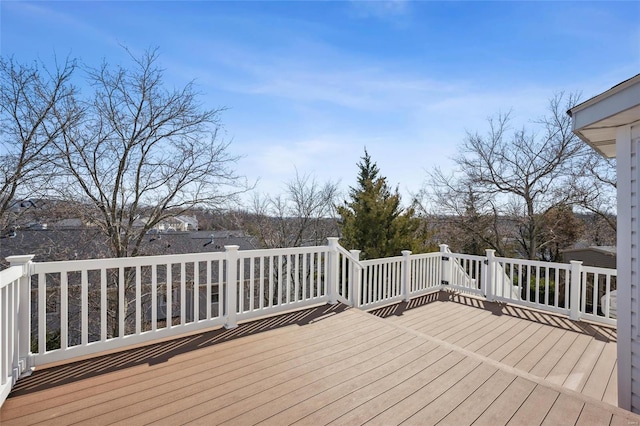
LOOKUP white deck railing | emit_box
[0,239,617,407]
[0,256,32,407]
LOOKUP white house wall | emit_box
[618,123,640,412]
[623,125,640,413]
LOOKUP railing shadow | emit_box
[369,290,616,343]
[368,292,447,318]
[8,303,349,398]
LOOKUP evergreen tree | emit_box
[337,150,427,259]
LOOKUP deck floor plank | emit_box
[3,305,368,415]
[431,309,498,340]
[3,312,375,422]
[514,327,568,373]
[363,357,483,425]
[97,320,420,425]
[458,314,531,352]
[541,393,585,426]
[390,301,466,330]
[563,339,607,392]
[327,352,468,426]
[582,340,618,401]
[434,369,516,425]
[506,384,559,426]
[471,376,537,426]
[575,402,613,425]
[399,365,500,425]
[545,333,594,386]
[292,345,454,426]
[604,362,618,406]
[445,311,515,346]
[413,305,488,338]
[529,329,580,378]
[181,335,428,425]
[211,336,428,425]
[495,324,555,367]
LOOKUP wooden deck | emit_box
[372,292,619,405]
[1,292,638,425]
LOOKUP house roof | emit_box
[560,245,617,256]
[0,228,258,265]
[568,74,640,158]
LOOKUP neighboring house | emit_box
[569,73,640,413]
[137,215,199,232]
[562,246,618,319]
[561,246,617,269]
[51,218,84,229]
[154,215,199,232]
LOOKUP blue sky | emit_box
[1,1,639,204]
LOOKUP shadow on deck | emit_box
[370,291,616,344]
[9,303,349,398]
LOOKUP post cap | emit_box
[6,255,35,265]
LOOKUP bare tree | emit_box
[242,171,340,248]
[54,48,246,258]
[420,173,512,256]
[424,92,590,259]
[573,151,616,231]
[0,56,76,233]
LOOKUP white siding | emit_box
[634,125,640,413]
[620,123,640,412]
[618,125,634,411]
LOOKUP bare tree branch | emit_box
[54,48,249,257]
[423,92,591,259]
[0,55,77,231]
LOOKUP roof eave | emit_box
[568,74,640,159]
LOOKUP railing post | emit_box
[439,244,450,288]
[224,245,239,329]
[402,250,412,302]
[570,260,583,321]
[327,238,339,304]
[485,249,496,302]
[6,255,35,376]
[349,250,361,308]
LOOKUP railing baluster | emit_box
[249,257,255,311]
[180,262,186,325]
[294,254,299,303]
[269,256,274,306]
[8,284,14,381]
[278,255,283,306]
[135,265,141,334]
[259,256,265,309]
[100,269,106,341]
[166,263,172,329]
[118,267,125,338]
[605,274,612,318]
[61,272,68,350]
[194,262,200,323]
[302,254,307,302]
[218,259,228,318]
[38,273,46,353]
[152,265,158,332]
[308,254,313,299]
[81,269,88,346]
[554,268,560,308]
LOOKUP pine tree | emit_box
[337,150,427,259]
